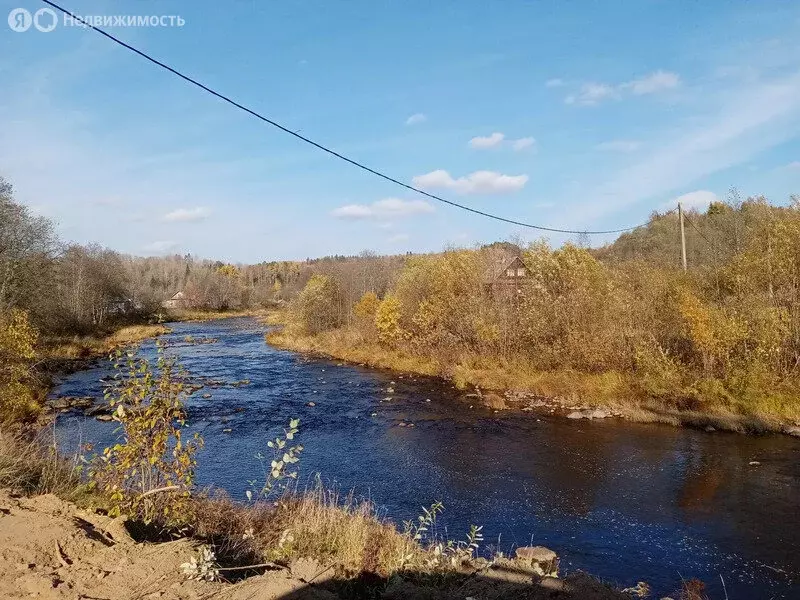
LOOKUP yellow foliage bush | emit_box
[375,295,405,346]
[90,344,203,524]
[0,309,42,423]
[353,291,379,320]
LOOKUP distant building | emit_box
[161,291,186,309]
[484,256,529,298]
[107,298,143,315]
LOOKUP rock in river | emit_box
[84,403,111,417]
[515,546,559,577]
[567,408,609,420]
[47,396,94,411]
[785,425,800,438]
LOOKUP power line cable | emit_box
[683,213,722,252]
[42,0,667,235]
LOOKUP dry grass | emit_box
[165,308,267,323]
[43,324,171,360]
[267,326,440,377]
[191,485,418,576]
[0,427,83,498]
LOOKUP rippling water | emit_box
[53,318,800,598]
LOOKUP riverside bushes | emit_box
[89,344,203,524]
[277,197,800,424]
[0,309,43,423]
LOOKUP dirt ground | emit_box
[0,489,334,600]
[0,489,628,600]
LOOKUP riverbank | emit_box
[165,307,272,323]
[265,316,800,437]
[0,429,632,600]
[42,323,171,362]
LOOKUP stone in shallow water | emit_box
[515,546,557,563]
[785,425,800,437]
[514,546,559,577]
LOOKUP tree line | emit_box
[0,175,410,338]
[283,192,800,422]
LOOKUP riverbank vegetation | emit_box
[269,193,800,431]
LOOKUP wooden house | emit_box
[484,256,530,298]
[161,291,186,309]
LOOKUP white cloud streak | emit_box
[412,170,528,195]
[161,207,211,222]
[468,133,535,151]
[405,113,426,126]
[566,71,680,106]
[565,83,618,106]
[512,137,536,151]
[623,70,681,95]
[570,71,800,222]
[331,198,434,220]
[469,132,505,149]
[663,190,719,211]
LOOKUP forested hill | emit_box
[596,194,800,270]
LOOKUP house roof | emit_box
[486,255,528,282]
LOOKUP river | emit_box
[52,317,800,598]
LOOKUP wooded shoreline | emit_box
[265,314,800,437]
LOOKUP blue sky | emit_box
[2,0,799,262]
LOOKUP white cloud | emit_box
[786,160,800,170]
[162,207,211,222]
[565,83,618,106]
[545,78,564,88]
[469,132,505,149]
[405,113,426,126]
[388,233,410,243]
[566,70,680,106]
[143,240,178,254]
[468,133,534,151]
[331,197,434,220]
[623,70,681,95]
[663,190,719,212]
[412,170,528,195]
[596,140,641,152]
[512,137,536,151]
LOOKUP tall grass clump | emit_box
[0,427,82,497]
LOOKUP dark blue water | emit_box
[53,318,800,598]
